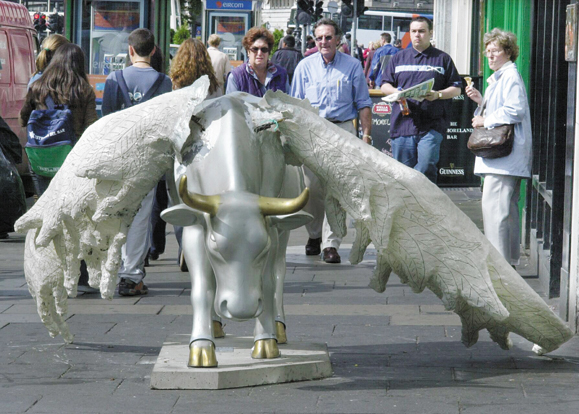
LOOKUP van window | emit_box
[383,16,392,31]
[11,33,32,85]
[0,31,11,84]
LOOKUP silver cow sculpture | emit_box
[161,94,312,366]
[15,77,573,371]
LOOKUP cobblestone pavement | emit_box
[2,188,579,414]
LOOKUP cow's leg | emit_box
[274,229,290,344]
[184,225,218,368]
[252,228,280,359]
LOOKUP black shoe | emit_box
[147,248,163,260]
[322,247,341,264]
[118,278,148,296]
[179,251,188,272]
[305,237,322,256]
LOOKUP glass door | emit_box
[208,12,250,61]
[76,0,145,75]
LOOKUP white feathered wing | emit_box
[14,77,210,342]
[263,90,573,354]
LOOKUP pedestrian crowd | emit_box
[12,16,531,295]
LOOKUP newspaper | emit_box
[382,78,435,103]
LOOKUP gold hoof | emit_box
[213,320,225,338]
[188,341,218,368]
[251,338,280,359]
[276,321,287,344]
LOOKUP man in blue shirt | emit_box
[381,17,462,183]
[368,32,398,89]
[291,18,372,264]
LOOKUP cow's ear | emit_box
[268,211,313,230]
[161,204,205,227]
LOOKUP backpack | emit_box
[25,96,76,178]
[115,70,166,109]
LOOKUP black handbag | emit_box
[467,101,515,159]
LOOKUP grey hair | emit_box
[484,28,519,62]
[313,18,342,40]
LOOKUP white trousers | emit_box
[302,120,357,250]
[481,174,522,265]
[118,187,156,283]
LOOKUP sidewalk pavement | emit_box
[2,188,579,414]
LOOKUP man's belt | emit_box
[327,118,354,124]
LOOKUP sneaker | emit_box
[118,278,148,296]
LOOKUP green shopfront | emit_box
[63,0,172,75]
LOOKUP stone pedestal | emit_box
[150,335,333,389]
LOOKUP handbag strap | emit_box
[479,98,487,117]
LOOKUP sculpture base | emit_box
[150,335,333,389]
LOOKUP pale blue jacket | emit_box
[474,61,532,178]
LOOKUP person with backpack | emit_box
[102,28,172,297]
[28,34,69,88]
[102,29,172,115]
[19,43,98,196]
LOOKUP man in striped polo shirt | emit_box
[381,16,462,183]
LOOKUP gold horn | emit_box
[178,175,220,216]
[258,188,309,216]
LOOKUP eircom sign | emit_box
[206,0,252,10]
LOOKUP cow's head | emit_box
[171,175,310,321]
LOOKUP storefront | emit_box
[367,81,480,188]
[64,0,171,75]
[202,0,254,61]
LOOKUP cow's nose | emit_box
[218,297,263,321]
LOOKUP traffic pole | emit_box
[302,24,307,55]
[351,0,357,57]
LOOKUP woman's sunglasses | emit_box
[250,47,270,54]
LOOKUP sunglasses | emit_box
[315,35,334,42]
[249,46,270,54]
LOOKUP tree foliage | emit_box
[173,24,191,45]
[180,0,203,26]
[271,28,284,54]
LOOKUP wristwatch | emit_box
[438,91,443,99]
[362,134,373,143]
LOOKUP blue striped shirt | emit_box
[291,51,372,122]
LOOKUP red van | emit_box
[0,1,38,194]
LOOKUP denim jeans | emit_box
[390,129,444,183]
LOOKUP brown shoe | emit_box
[322,247,341,264]
[305,237,322,256]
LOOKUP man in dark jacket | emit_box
[270,36,303,84]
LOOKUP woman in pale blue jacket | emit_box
[466,28,532,266]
